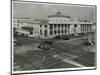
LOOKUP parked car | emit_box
[82,38,94,46]
[13,39,21,46]
[37,42,50,50]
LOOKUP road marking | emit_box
[53,55,85,67]
[63,59,85,67]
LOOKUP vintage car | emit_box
[37,42,50,50]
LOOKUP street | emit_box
[14,36,95,71]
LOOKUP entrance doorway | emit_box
[74,24,78,34]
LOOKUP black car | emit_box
[37,42,50,50]
[13,39,22,46]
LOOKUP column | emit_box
[82,24,83,32]
[90,24,91,32]
[48,24,50,37]
[62,24,64,35]
[67,24,69,34]
[81,24,82,33]
[53,24,54,36]
[86,24,88,32]
[66,24,68,34]
[62,24,64,34]
[83,24,84,32]
[64,24,65,34]
[43,25,44,37]
[68,24,70,34]
[84,24,86,32]
[67,24,68,34]
[85,24,87,32]
[61,24,63,35]
[81,24,83,33]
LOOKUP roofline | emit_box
[48,22,94,24]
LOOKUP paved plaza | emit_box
[14,36,95,71]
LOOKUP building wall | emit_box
[13,17,95,38]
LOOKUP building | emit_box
[13,12,95,38]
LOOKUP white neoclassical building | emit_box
[13,12,95,38]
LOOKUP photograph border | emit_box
[11,0,97,75]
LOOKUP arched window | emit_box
[45,25,47,28]
[74,24,77,27]
[40,25,42,28]
[74,24,78,33]
[50,30,53,35]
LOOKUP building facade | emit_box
[13,12,95,38]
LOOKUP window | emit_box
[58,24,60,29]
[45,25,47,28]
[40,25,42,28]
[54,30,56,34]
[74,24,77,27]
[30,30,33,35]
[68,24,70,28]
[50,24,53,29]
[40,30,42,35]
[62,30,63,33]
[58,30,60,34]
[54,24,57,29]
[50,30,53,35]
[62,24,63,28]
[65,24,67,27]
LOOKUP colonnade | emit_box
[40,23,93,38]
[81,24,92,33]
[49,24,70,36]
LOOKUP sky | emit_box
[12,1,96,22]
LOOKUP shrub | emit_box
[53,35,60,39]
[53,35,70,40]
[61,35,70,40]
